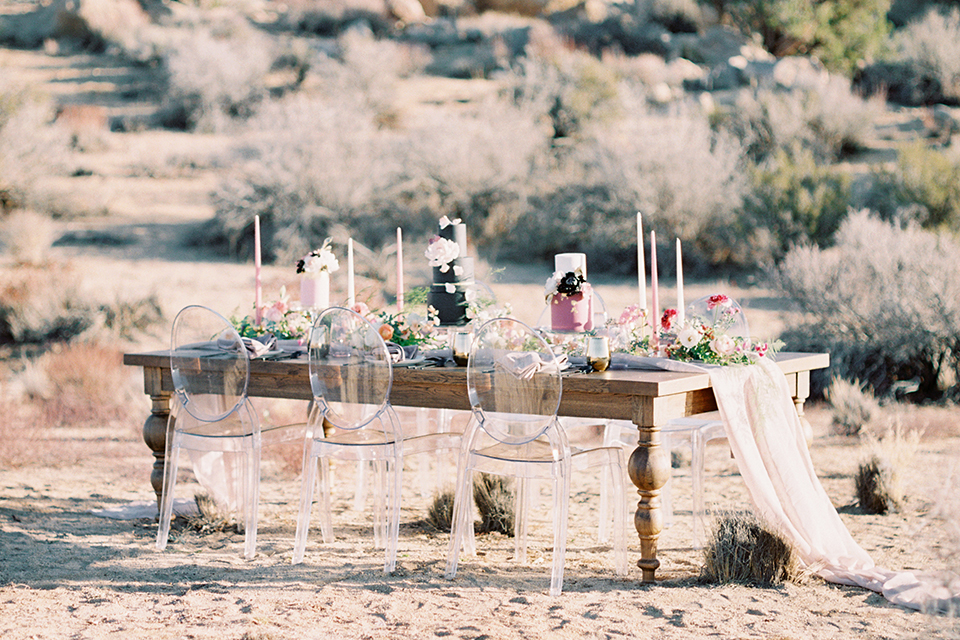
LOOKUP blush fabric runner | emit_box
[709,357,959,612]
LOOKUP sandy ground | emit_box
[2,45,960,639]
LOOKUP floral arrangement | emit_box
[296,237,339,275]
[661,294,780,365]
[608,304,651,356]
[233,287,313,341]
[352,302,444,349]
[544,269,586,301]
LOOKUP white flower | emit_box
[438,215,462,229]
[453,265,464,277]
[445,283,456,294]
[544,271,562,299]
[300,244,339,274]
[711,334,737,356]
[677,326,703,349]
[425,237,460,271]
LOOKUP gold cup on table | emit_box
[451,331,472,367]
[586,335,610,372]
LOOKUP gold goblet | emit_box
[586,336,610,372]
[451,331,472,367]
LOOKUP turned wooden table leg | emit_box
[627,423,671,583]
[142,392,172,511]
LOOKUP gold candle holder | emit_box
[586,336,610,372]
[451,331,472,367]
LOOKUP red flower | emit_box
[707,294,731,310]
[661,308,678,330]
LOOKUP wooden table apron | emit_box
[123,350,829,582]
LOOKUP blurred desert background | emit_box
[1,0,960,637]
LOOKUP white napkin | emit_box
[497,352,568,380]
[385,342,419,363]
[216,334,276,358]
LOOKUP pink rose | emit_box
[661,308,678,331]
[351,302,370,317]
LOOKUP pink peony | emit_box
[619,304,644,326]
[707,294,731,310]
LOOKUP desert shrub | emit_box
[0,81,71,211]
[427,489,456,531]
[776,210,960,400]
[0,264,93,344]
[473,473,515,535]
[867,142,960,229]
[0,262,163,345]
[36,341,141,428]
[210,92,404,262]
[722,0,892,75]
[503,38,621,139]
[319,27,429,126]
[719,79,885,165]
[0,338,146,467]
[740,145,852,266]
[701,511,801,586]
[158,22,275,131]
[503,88,746,271]
[0,209,57,265]
[401,96,547,247]
[893,6,960,103]
[826,377,880,437]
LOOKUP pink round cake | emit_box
[550,283,594,332]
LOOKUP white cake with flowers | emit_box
[546,253,594,332]
[425,216,475,326]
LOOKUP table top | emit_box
[124,350,829,427]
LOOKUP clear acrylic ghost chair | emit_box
[293,307,459,572]
[157,305,261,559]
[444,317,627,596]
[660,413,726,549]
[604,412,726,549]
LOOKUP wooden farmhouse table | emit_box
[123,349,829,582]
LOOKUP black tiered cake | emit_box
[425,217,474,326]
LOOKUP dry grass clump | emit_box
[473,473,515,535]
[701,511,801,586]
[855,456,902,514]
[826,376,880,436]
[854,421,921,514]
[427,489,456,532]
[185,492,239,535]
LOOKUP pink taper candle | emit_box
[254,215,262,325]
[396,227,404,313]
[650,230,659,352]
[347,237,355,307]
[637,212,646,311]
[676,237,684,326]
